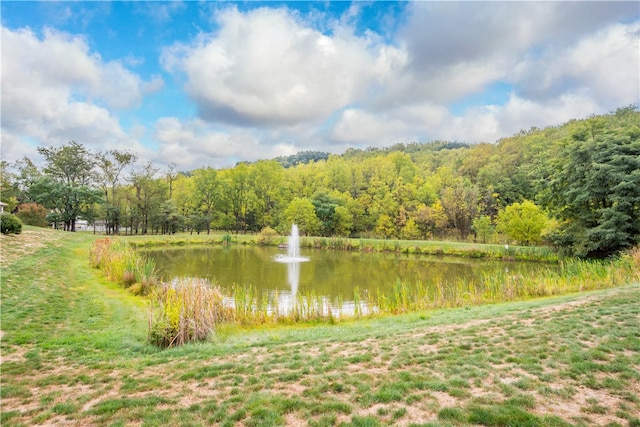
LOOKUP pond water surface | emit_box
[144,245,557,314]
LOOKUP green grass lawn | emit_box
[1,227,639,426]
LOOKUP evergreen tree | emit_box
[546,110,640,257]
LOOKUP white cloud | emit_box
[330,91,606,149]
[514,21,640,106]
[153,117,298,169]
[162,6,406,127]
[329,5,638,150]
[0,25,154,163]
[491,93,600,137]
[331,108,407,145]
[142,75,166,95]
[331,104,451,146]
[2,3,637,173]
[136,1,186,24]
[3,27,146,109]
[371,2,639,110]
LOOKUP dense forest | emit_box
[2,106,638,257]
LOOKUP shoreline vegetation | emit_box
[87,231,640,348]
[1,227,639,426]
[123,231,560,262]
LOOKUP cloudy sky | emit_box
[1,1,638,171]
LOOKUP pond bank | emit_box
[123,231,560,262]
[105,232,640,328]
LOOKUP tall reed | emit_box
[367,251,639,314]
[148,278,232,348]
[232,283,261,323]
[90,238,158,295]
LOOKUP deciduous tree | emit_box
[472,215,495,243]
[440,180,479,239]
[31,141,102,231]
[193,167,219,234]
[128,162,167,234]
[284,197,320,236]
[496,200,548,245]
[96,149,137,234]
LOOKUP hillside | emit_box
[3,106,639,256]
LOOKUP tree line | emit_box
[1,106,638,257]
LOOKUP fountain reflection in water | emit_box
[286,261,300,299]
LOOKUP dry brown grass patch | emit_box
[0,229,64,268]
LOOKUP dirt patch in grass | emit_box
[407,295,599,341]
[284,412,308,426]
[0,229,65,268]
[0,343,32,363]
[533,384,625,425]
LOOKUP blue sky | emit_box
[2,1,638,170]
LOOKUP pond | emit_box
[143,245,558,316]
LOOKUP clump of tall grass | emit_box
[369,246,640,314]
[222,233,233,246]
[290,292,320,321]
[619,245,640,280]
[148,278,232,348]
[326,237,352,250]
[89,238,158,294]
[232,283,262,323]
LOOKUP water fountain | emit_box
[274,224,309,263]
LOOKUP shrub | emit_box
[1,213,23,235]
[257,226,278,245]
[15,203,48,227]
[496,200,549,245]
[128,282,143,296]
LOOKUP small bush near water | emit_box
[148,279,232,348]
[1,213,23,235]
[257,226,279,245]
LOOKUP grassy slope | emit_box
[1,228,638,426]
